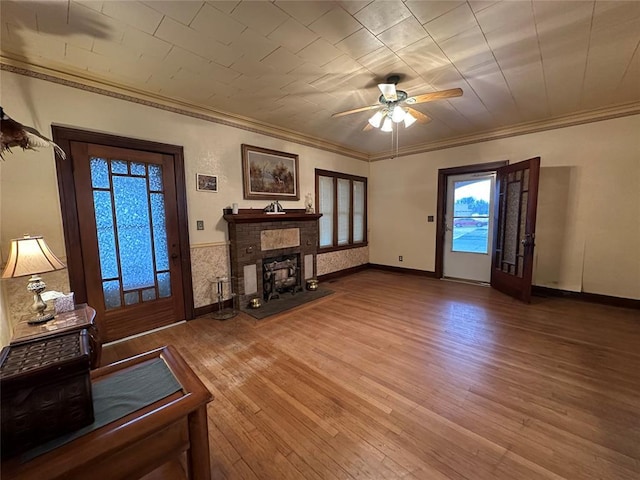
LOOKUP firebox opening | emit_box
[263,254,302,302]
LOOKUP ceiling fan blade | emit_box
[363,123,374,132]
[332,104,381,118]
[406,88,463,105]
[378,83,398,101]
[406,107,431,124]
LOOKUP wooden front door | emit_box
[491,157,541,302]
[53,127,193,343]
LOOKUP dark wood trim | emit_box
[318,242,368,254]
[435,160,509,278]
[51,126,195,321]
[369,264,438,278]
[532,286,640,310]
[318,264,369,282]
[223,212,322,223]
[194,298,234,318]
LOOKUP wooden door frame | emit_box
[435,160,509,278]
[51,126,195,321]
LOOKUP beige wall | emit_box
[369,114,640,300]
[0,70,369,339]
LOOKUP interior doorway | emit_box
[52,127,194,342]
[443,172,496,282]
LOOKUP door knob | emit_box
[521,233,534,248]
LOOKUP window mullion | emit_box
[332,177,338,248]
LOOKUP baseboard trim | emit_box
[194,299,234,317]
[532,286,639,310]
[368,264,438,278]
[318,264,369,282]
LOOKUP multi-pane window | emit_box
[315,169,367,250]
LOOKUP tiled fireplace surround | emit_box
[224,209,322,307]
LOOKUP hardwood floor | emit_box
[103,270,640,480]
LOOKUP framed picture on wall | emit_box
[241,144,299,200]
[196,173,218,192]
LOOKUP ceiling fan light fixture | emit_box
[381,117,393,132]
[368,110,385,128]
[404,111,417,128]
[391,106,406,123]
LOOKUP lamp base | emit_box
[27,312,55,324]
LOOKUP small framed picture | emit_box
[196,173,218,192]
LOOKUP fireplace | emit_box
[263,254,301,301]
[223,209,321,308]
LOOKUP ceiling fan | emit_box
[332,75,463,132]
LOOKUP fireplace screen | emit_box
[263,254,301,301]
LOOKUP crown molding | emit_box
[0,57,369,162]
[369,101,640,161]
[3,57,638,164]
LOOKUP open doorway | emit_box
[435,161,508,282]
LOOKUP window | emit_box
[315,169,367,251]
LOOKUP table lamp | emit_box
[2,235,67,324]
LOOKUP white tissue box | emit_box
[54,292,75,313]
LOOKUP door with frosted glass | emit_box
[491,157,540,303]
[70,142,185,342]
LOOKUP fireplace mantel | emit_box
[223,210,322,224]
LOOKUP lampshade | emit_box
[368,110,385,128]
[404,111,417,128]
[381,117,393,132]
[2,235,66,279]
[391,107,406,123]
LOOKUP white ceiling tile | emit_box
[613,47,640,103]
[65,43,112,73]
[190,4,246,46]
[354,0,413,35]
[592,0,640,33]
[122,26,172,60]
[439,26,494,72]
[309,7,362,45]
[396,37,449,75]
[288,62,327,83]
[323,55,364,74]
[260,48,305,73]
[206,0,241,15]
[142,1,204,26]
[228,28,279,61]
[68,1,126,42]
[335,28,384,59]
[377,16,427,52]
[337,1,373,15]
[297,38,343,66]
[101,1,163,35]
[468,1,501,14]
[231,57,276,76]
[405,1,464,24]
[72,1,103,13]
[256,73,297,91]
[476,1,533,35]
[2,27,67,62]
[154,16,239,67]
[268,18,319,54]
[273,1,335,26]
[164,46,212,75]
[1,0,38,30]
[424,2,478,43]
[231,0,288,36]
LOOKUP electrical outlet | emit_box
[427,215,434,222]
[196,220,204,230]
[399,255,403,262]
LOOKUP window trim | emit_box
[315,168,368,253]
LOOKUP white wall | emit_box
[370,115,640,300]
[0,70,369,337]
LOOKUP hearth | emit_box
[263,254,301,301]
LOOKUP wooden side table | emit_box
[11,304,101,368]
[1,345,213,480]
